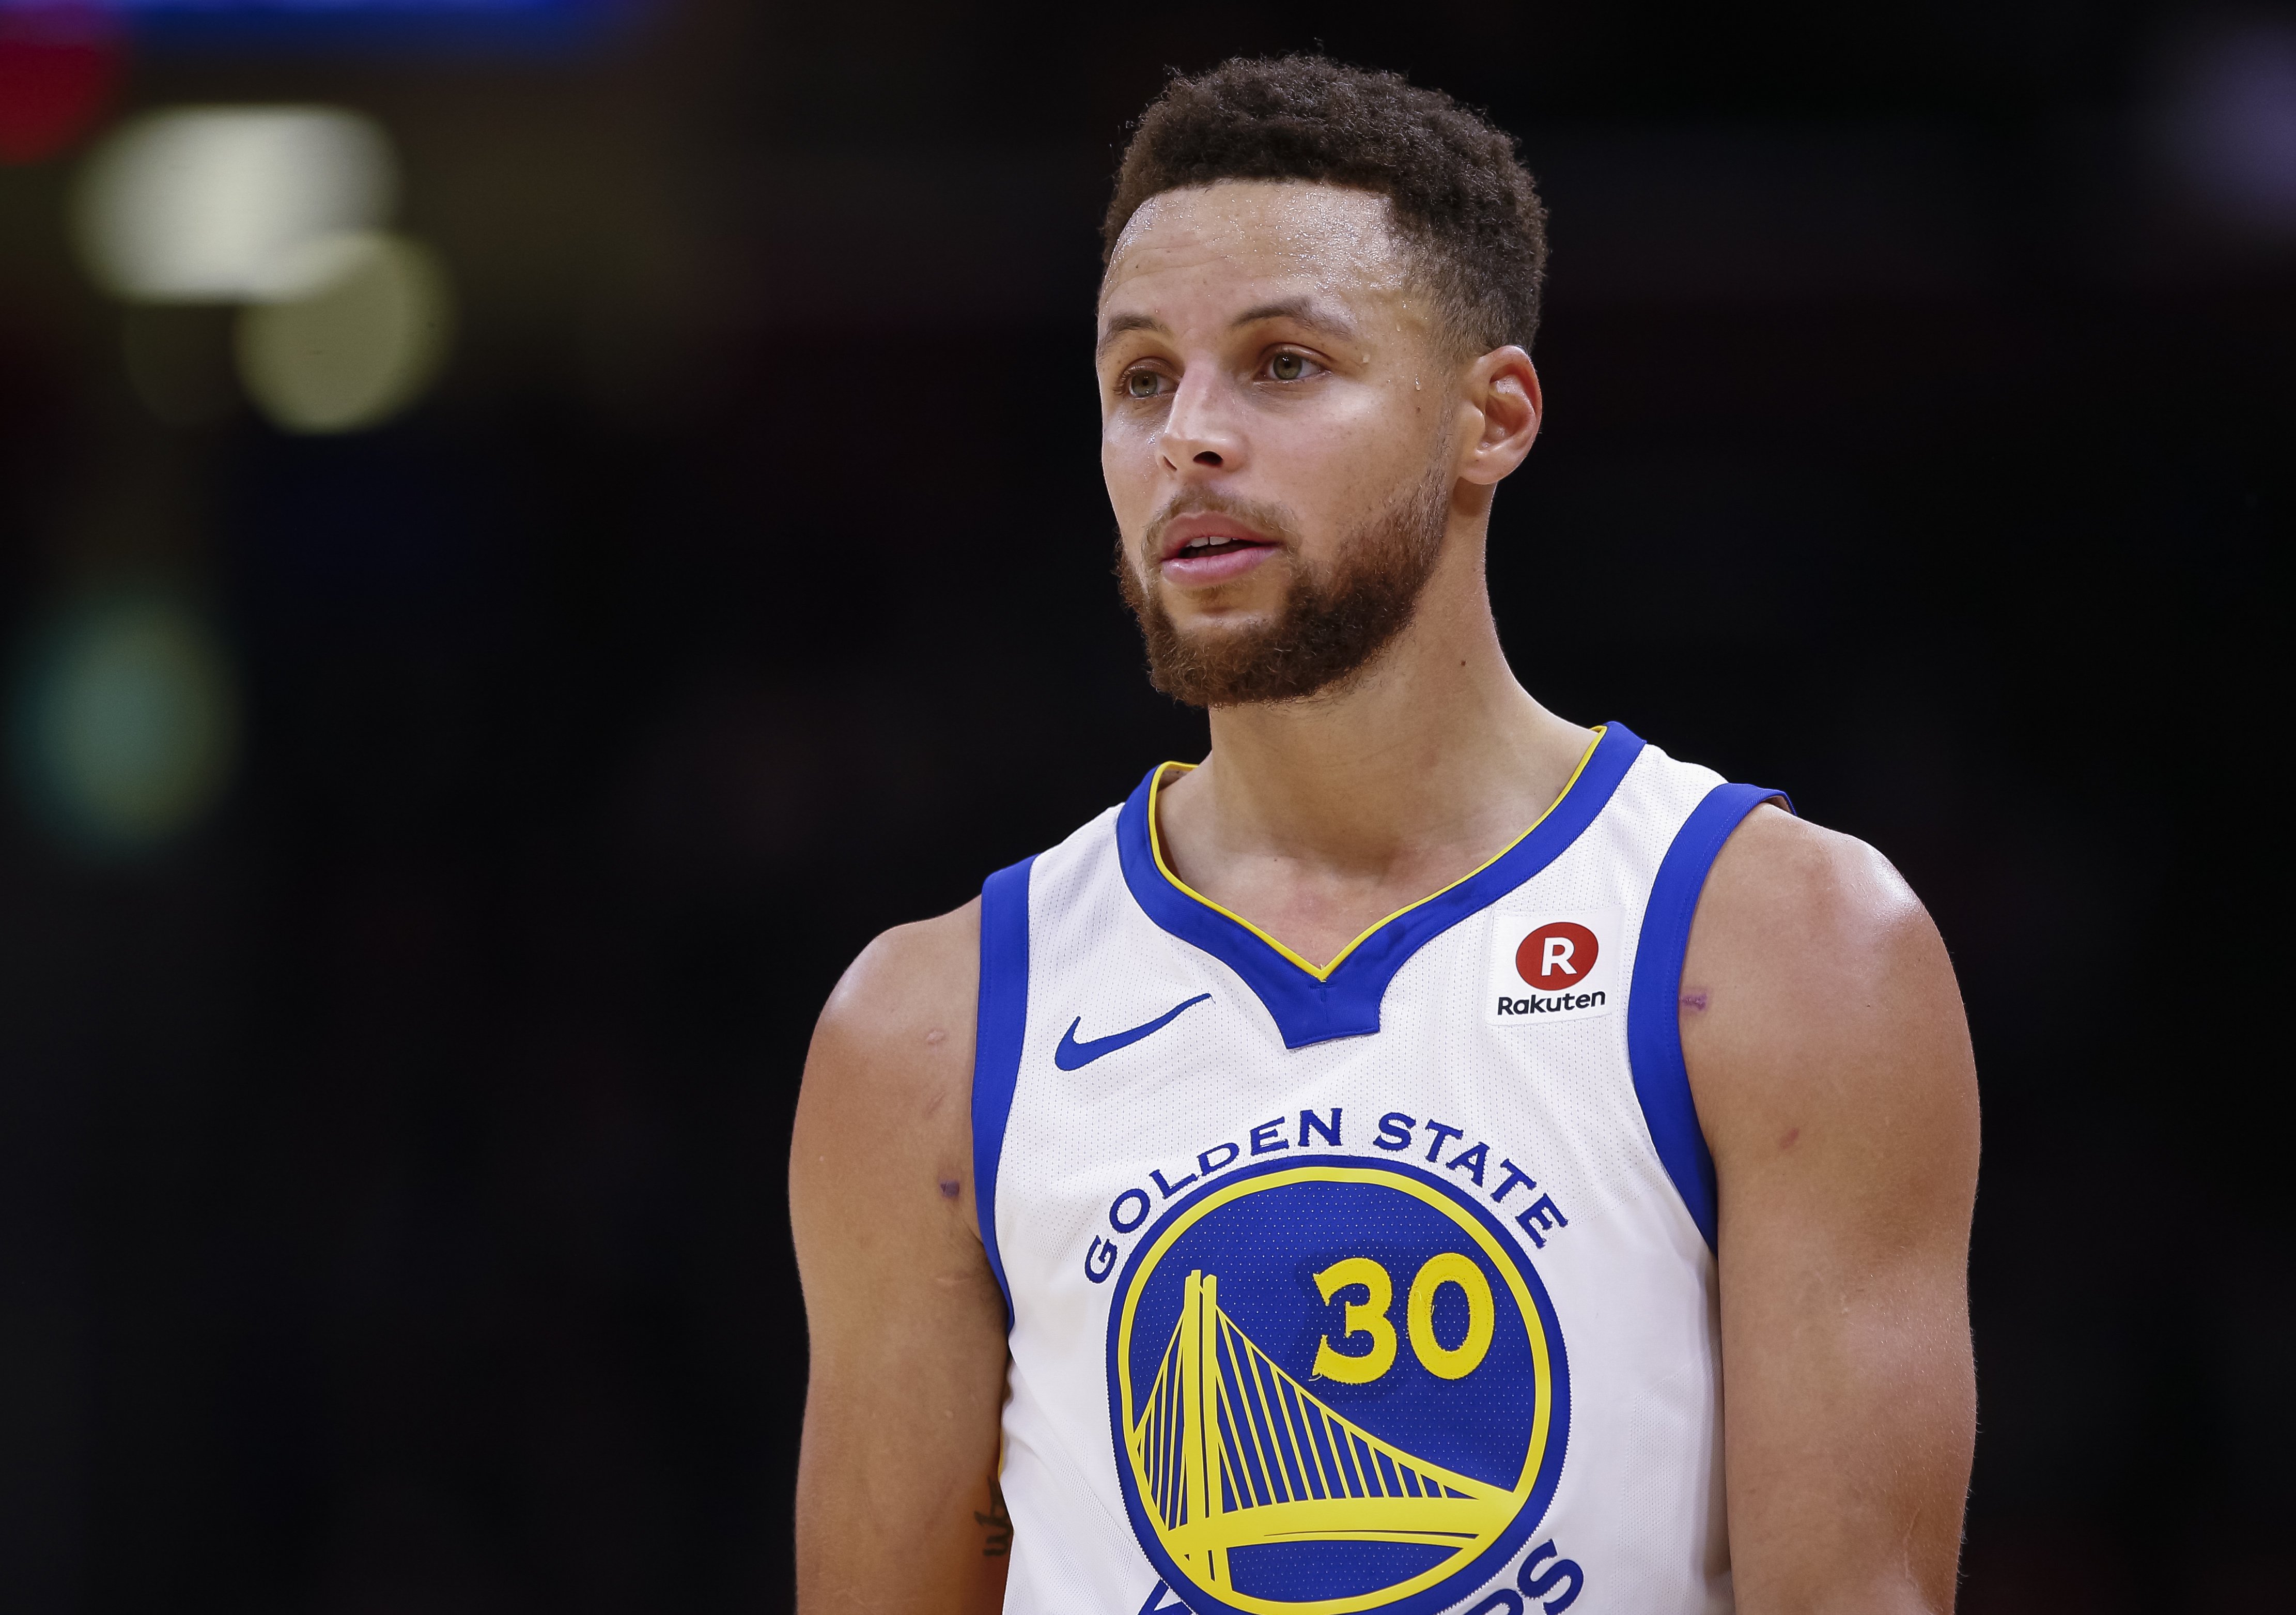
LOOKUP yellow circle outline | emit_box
[1114,1163,1554,1615]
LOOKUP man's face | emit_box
[1096,181,1462,705]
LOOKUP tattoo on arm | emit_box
[975,1478,1012,1558]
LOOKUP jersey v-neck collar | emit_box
[1114,721,1647,1049]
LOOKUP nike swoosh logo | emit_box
[1053,994,1212,1071]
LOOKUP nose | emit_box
[1158,368,1242,474]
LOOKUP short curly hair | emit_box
[1104,56,1548,359]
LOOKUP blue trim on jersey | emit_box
[1626,781,1793,1252]
[972,855,1036,1330]
[1116,724,1648,1050]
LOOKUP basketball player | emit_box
[792,57,1978,1615]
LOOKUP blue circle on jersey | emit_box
[1104,1155,1570,1615]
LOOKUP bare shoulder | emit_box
[1682,811,1978,1608]
[1681,805,1978,1190]
[790,898,985,1259]
[792,901,1011,1611]
[808,899,982,1110]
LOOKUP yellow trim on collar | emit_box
[1144,726,1607,981]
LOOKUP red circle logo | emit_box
[1515,921,1599,991]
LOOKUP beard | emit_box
[1116,469,1452,708]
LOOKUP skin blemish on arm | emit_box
[925,1027,946,1044]
[1779,1127,1801,1150]
[939,1179,961,1199]
[1681,989,1710,1012]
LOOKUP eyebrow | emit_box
[1095,311,1169,358]
[1231,297,1359,340]
[1094,296,1363,360]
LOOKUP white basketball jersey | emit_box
[970,724,1785,1615]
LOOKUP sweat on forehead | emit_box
[1099,182,1429,328]
[1110,182,1401,270]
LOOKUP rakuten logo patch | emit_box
[1486,908,1621,1025]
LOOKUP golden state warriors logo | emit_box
[1106,1157,1570,1615]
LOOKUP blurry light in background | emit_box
[0,2,121,164]
[2159,19,2296,238]
[10,592,241,856]
[72,105,397,301]
[236,229,453,433]
[70,103,455,430]
[24,0,633,53]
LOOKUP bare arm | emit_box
[790,901,1011,1612]
[1684,808,1980,1614]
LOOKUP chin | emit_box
[1165,606,1282,641]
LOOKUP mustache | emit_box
[1139,488,1303,561]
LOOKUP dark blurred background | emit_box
[0,0,2287,1610]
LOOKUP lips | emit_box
[1157,511,1281,586]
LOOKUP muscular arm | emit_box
[790,902,1012,1613]
[1684,808,1980,1614]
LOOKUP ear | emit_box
[1455,345,1542,486]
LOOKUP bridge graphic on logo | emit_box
[1127,1270,1521,1593]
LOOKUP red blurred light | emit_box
[0,7,122,165]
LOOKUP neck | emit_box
[1155,519,1596,963]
